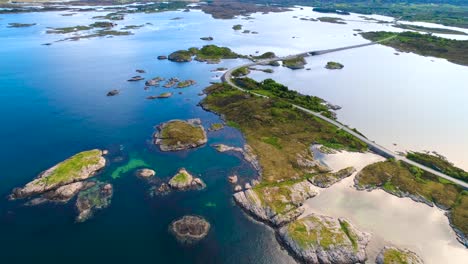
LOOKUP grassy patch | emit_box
[407,151,468,183]
[232,24,242,30]
[340,220,358,251]
[40,150,102,186]
[160,120,205,147]
[232,66,251,77]
[172,172,189,183]
[288,216,347,249]
[362,31,468,66]
[202,83,366,182]
[393,23,467,35]
[282,56,307,69]
[317,17,347,24]
[325,61,344,69]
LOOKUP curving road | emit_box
[221,39,468,189]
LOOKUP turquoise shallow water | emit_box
[0,9,295,263]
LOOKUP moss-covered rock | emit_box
[278,214,370,264]
[10,149,106,200]
[168,168,205,190]
[282,56,307,69]
[325,61,344,69]
[154,119,207,151]
[376,246,423,264]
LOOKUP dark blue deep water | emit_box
[0,9,294,263]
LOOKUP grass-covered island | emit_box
[7,23,36,28]
[325,61,344,70]
[317,17,347,24]
[362,31,468,66]
[10,149,106,199]
[393,24,467,36]
[168,45,242,63]
[232,24,243,30]
[282,56,307,69]
[355,159,468,246]
[153,119,207,151]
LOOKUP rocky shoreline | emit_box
[212,144,262,175]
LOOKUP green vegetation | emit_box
[160,120,206,147]
[393,23,467,35]
[122,25,145,30]
[288,216,348,249]
[313,7,350,15]
[169,45,241,63]
[202,83,366,182]
[340,220,358,251]
[171,172,190,184]
[7,23,36,28]
[317,17,347,24]
[111,154,149,179]
[209,123,224,131]
[244,0,468,28]
[168,50,194,62]
[252,51,276,60]
[356,159,467,238]
[233,77,335,118]
[232,24,243,30]
[40,150,102,186]
[195,45,240,62]
[232,67,251,77]
[89,21,115,28]
[382,248,417,264]
[325,61,344,69]
[282,56,307,69]
[47,25,92,34]
[362,31,468,66]
[407,152,468,183]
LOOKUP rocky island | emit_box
[282,56,307,69]
[153,119,207,151]
[169,215,210,244]
[10,149,106,200]
[168,168,206,190]
[168,45,241,64]
[325,61,344,70]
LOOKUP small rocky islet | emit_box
[168,168,206,190]
[169,215,210,244]
[9,149,112,222]
[153,119,207,152]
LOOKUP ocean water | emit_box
[0,9,295,263]
[0,6,467,263]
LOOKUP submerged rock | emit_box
[228,175,238,184]
[157,55,167,60]
[200,36,213,41]
[168,168,206,190]
[107,89,119,96]
[127,76,144,82]
[278,214,370,264]
[154,119,207,151]
[10,149,106,200]
[169,215,210,244]
[76,182,113,222]
[375,246,423,264]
